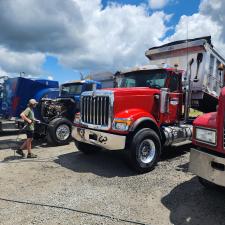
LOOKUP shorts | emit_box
[26,130,34,138]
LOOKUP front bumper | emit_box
[189,148,225,187]
[72,127,126,150]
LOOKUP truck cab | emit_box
[189,87,225,188]
[60,80,101,100]
[115,66,183,125]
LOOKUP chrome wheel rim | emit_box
[56,124,70,141]
[138,139,156,164]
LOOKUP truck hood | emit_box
[106,87,160,96]
[193,112,217,129]
[106,87,160,121]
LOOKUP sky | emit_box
[0,0,224,83]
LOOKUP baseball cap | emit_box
[29,99,38,105]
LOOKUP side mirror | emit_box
[160,88,169,114]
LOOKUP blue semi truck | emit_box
[38,79,101,145]
[0,77,101,145]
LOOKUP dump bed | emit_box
[145,36,225,112]
[1,77,59,118]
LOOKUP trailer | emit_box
[145,36,225,113]
[0,77,59,132]
[72,36,225,173]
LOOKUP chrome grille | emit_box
[81,95,111,128]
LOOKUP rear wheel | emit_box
[127,128,161,173]
[47,118,72,145]
[74,140,100,154]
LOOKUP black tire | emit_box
[127,128,161,173]
[74,140,100,154]
[198,177,223,190]
[46,131,54,144]
[47,118,72,145]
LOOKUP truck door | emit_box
[167,73,182,123]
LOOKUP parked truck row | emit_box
[2,36,225,191]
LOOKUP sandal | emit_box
[27,153,37,158]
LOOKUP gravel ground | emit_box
[0,132,225,225]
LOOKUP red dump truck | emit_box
[189,85,225,188]
[73,36,225,173]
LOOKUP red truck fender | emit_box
[129,116,161,140]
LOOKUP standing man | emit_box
[16,99,38,158]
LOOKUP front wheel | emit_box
[47,118,72,145]
[127,128,161,173]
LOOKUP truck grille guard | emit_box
[80,90,114,130]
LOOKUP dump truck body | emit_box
[146,36,225,112]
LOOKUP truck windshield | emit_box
[116,70,168,89]
[61,84,83,95]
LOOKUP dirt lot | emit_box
[0,132,225,225]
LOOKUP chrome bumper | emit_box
[72,127,126,150]
[189,148,225,187]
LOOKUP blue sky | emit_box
[42,0,201,84]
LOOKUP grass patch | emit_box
[189,108,203,117]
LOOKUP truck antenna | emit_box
[184,18,192,122]
[186,19,189,73]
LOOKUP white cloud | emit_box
[0,46,45,75]
[59,1,169,71]
[148,0,169,9]
[167,0,225,55]
[0,0,170,74]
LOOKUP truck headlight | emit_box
[112,118,132,131]
[195,127,216,145]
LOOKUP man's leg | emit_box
[16,139,27,157]
[20,140,28,150]
[27,138,33,154]
[27,137,37,158]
